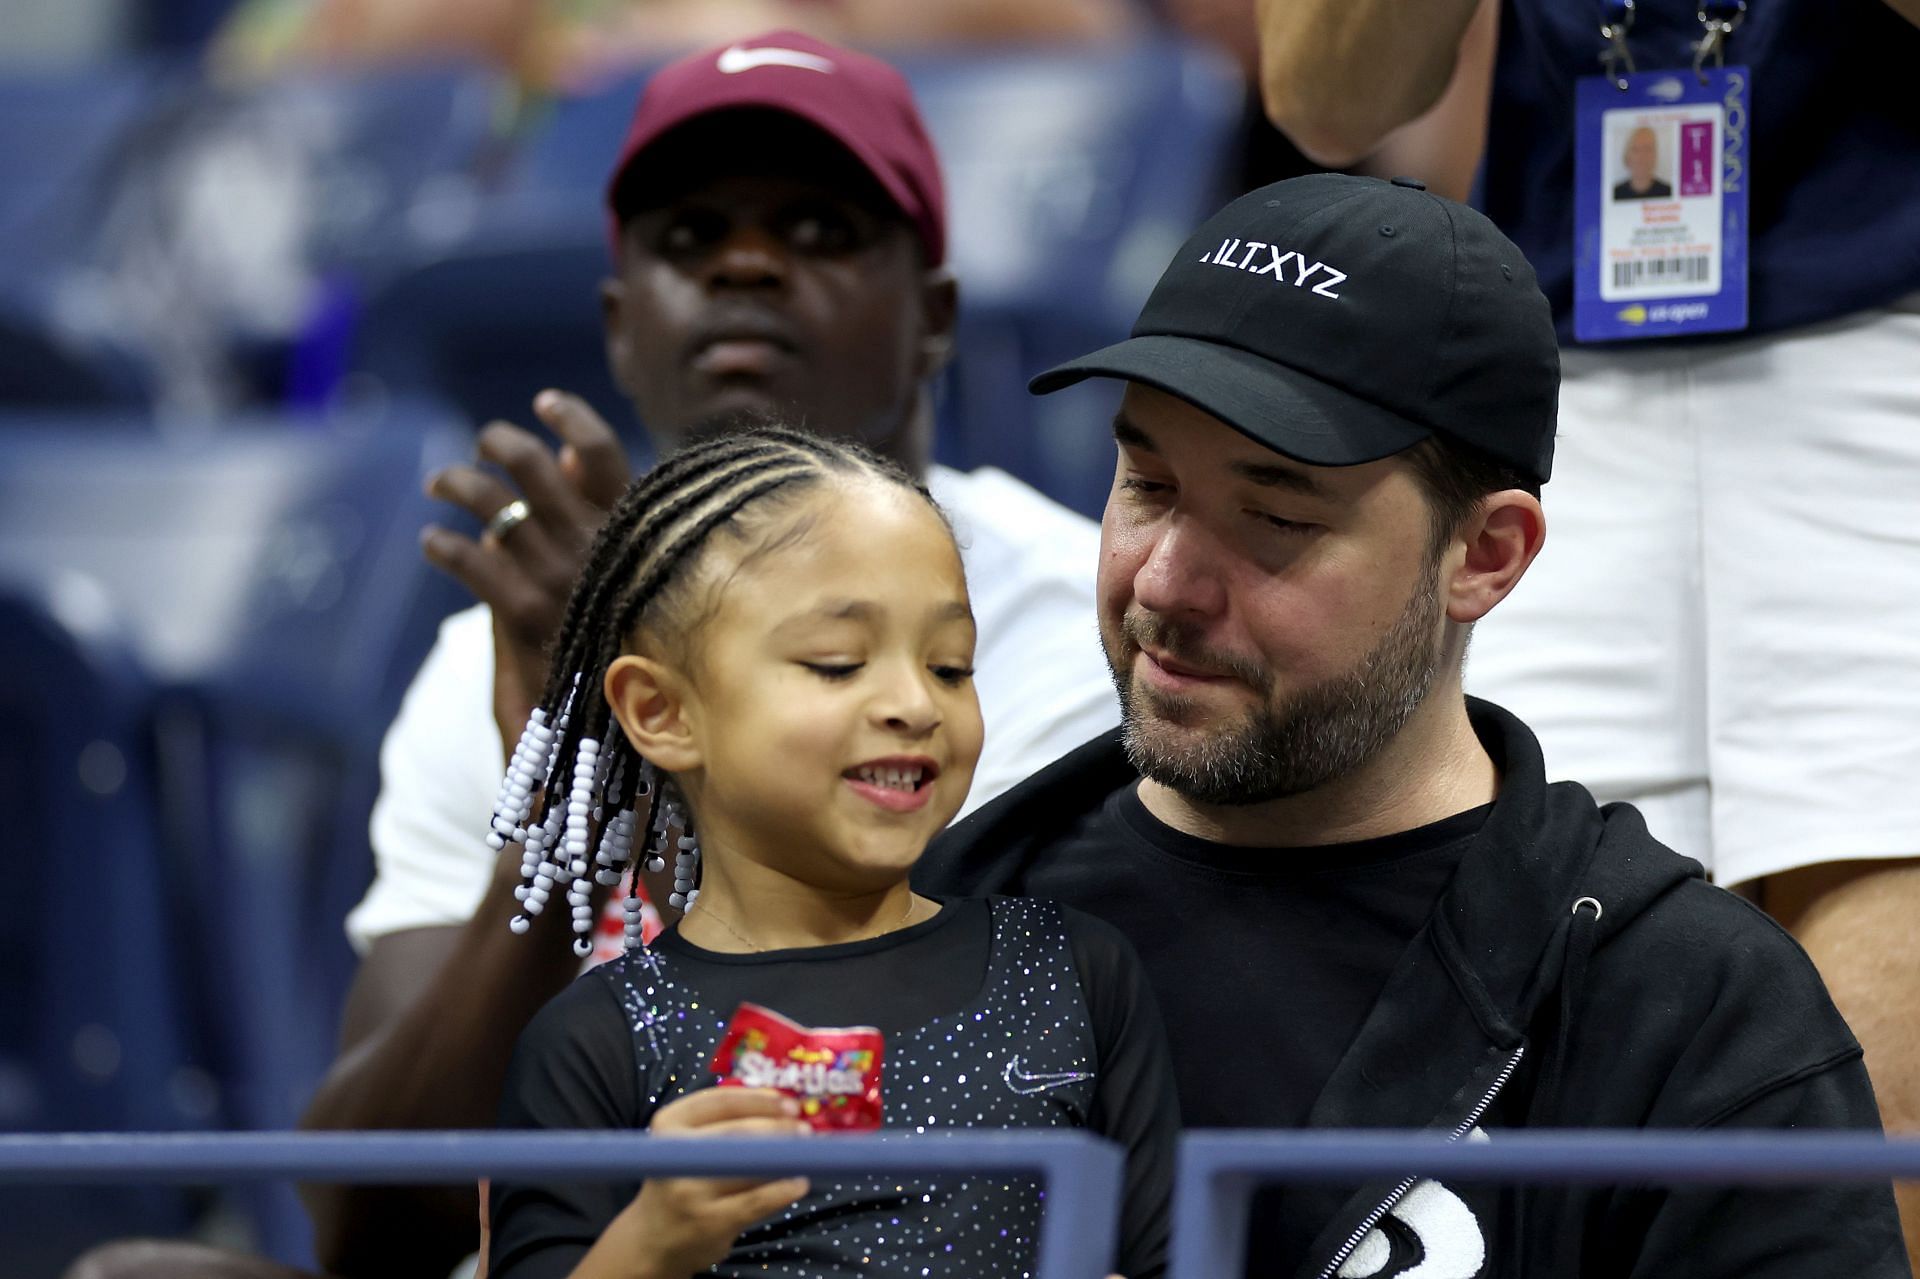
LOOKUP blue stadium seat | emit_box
[349,218,643,449]
[343,42,1242,513]
[908,43,1243,513]
[0,302,151,409]
[0,61,507,411]
[0,61,176,409]
[0,582,206,1275]
[0,402,474,1265]
[0,61,168,274]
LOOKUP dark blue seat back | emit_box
[0,403,473,1266]
[0,61,168,270]
[909,43,1242,513]
[0,62,506,411]
[0,583,205,1275]
[0,61,176,409]
[351,223,642,449]
[0,405,470,738]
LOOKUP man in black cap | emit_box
[916,173,1910,1277]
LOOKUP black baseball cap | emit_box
[1031,173,1560,483]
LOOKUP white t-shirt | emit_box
[345,465,1118,952]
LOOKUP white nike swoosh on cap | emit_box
[716,45,836,75]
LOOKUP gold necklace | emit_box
[697,893,920,954]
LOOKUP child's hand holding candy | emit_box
[568,1088,811,1279]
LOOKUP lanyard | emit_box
[1599,0,1748,88]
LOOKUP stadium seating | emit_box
[0,582,206,1274]
[0,402,473,1266]
[0,59,506,413]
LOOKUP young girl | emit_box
[484,425,1177,1279]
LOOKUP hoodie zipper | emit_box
[1315,1043,1527,1279]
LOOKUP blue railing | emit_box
[4,1129,1918,1277]
[1171,1130,1920,1277]
[0,1131,1123,1279]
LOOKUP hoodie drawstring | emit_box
[1526,895,1602,1274]
[1538,896,1602,1119]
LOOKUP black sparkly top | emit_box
[490,896,1178,1279]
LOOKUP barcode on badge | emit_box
[1612,256,1712,289]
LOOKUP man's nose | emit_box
[1131,519,1228,620]
[707,223,790,291]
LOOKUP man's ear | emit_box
[600,274,634,397]
[605,653,701,774]
[1445,490,1546,625]
[916,267,958,379]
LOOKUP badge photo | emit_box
[1573,66,1751,342]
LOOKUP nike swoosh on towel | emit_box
[716,45,836,75]
[1003,1056,1093,1096]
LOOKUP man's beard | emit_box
[1107,565,1446,807]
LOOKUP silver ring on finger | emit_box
[484,498,532,543]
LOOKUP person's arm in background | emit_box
[300,845,594,1275]
[1256,0,1498,202]
[299,394,629,1276]
[1760,860,1920,1275]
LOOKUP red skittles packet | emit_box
[709,1002,885,1132]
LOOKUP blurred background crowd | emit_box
[4,0,1918,1275]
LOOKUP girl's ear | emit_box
[604,654,701,774]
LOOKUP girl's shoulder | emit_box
[978,894,1151,998]
[980,893,1134,953]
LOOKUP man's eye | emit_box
[1119,476,1171,497]
[785,207,861,253]
[659,212,725,255]
[1254,512,1315,534]
[930,665,975,687]
[802,662,863,680]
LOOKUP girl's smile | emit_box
[843,754,941,812]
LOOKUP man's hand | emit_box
[573,1089,812,1279]
[420,391,630,748]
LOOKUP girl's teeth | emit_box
[855,766,924,790]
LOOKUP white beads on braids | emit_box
[495,705,691,954]
[562,736,599,863]
[593,759,644,885]
[641,782,671,873]
[508,791,566,931]
[623,881,649,951]
[488,707,554,849]
[560,737,603,952]
[594,809,638,886]
[668,819,700,911]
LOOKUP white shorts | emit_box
[1466,293,1920,886]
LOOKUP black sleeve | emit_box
[1616,1055,1911,1279]
[488,972,646,1279]
[1065,906,1181,1279]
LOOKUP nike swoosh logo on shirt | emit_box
[716,45,836,75]
[1003,1056,1093,1095]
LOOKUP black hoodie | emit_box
[914,698,1910,1278]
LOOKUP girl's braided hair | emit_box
[493,422,945,950]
